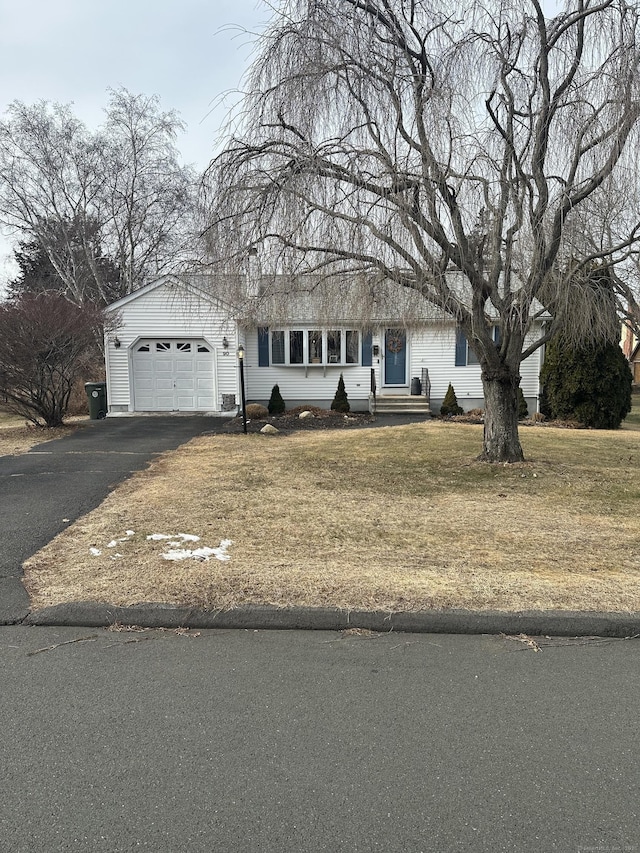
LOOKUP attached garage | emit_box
[132,339,215,411]
[104,276,239,415]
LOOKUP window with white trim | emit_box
[261,328,361,366]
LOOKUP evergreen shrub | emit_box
[440,383,463,416]
[517,387,529,420]
[331,374,350,412]
[267,384,286,415]
[539,336,632,429]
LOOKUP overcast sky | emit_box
[0,0,268,280]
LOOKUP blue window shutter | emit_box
[362,331,373,366]
[493,325,501,345]
[258,327,269,367]
[455,328,467,366]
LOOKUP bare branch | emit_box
[202,0,640,460]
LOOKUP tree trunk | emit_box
[479,367,524,463]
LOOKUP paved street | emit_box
[0,417,217,623]
[1,626,638,852]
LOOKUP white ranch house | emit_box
[104,274,544,416]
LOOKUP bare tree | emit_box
[0,89,196,305]
[0,293,105,427]
[205,0,640,462]
[102,89,197,295]
[0,101,111,304]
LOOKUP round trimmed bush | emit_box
[540,337,632,429]
[245,403,269,419]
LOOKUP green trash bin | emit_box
[85,382,108,420]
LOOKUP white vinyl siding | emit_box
[405,325,543,406]
[105,280,237,413]
[244,331,373,407]
[244,322,543,410]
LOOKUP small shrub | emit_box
[331,373,350,413]
[440,383,463,416]
[518,387,529,420]
[246,403,269,419]
[267,384,286,415]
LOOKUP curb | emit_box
[23,602,640,637]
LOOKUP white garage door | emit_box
[132,339,216,411]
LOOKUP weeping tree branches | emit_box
[204,0,640,461]
[0,88,197,305]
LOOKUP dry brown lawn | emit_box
[0,408,86,455]
[24,412,640,614]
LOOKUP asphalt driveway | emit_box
[0,417,219,624]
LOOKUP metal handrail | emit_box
[421,368,431,404]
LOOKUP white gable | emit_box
[105,277,239,413]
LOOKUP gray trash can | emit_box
[410,377,422,396]
[85,382,108,420]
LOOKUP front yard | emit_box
[0,407,84,455]
[23,413,640,614]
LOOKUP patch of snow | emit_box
[89,548,102,556]
[162,540,233,563]
[125,530,135,536]
[108,534,135,547]
[147,533,201,543]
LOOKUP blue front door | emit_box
[384,329,407,385]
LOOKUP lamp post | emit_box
[237,345,247,434]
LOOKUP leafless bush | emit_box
[0,294,105,426]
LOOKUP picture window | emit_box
[261,328,361,366]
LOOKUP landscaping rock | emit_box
[260,423,280,435]
[299,411,315,419]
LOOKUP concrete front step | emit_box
[370,395,431,415]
